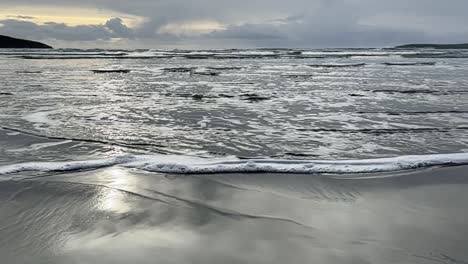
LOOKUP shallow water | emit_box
[1,48,468,263]
[1,48,468,160]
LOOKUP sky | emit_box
[0,0,467,48]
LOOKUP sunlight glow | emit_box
[0,5,144,27]
[96,168,134,214]
[158,21,226,36]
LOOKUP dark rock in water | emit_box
[91,69,131,73]
[174,93,193,98]
[171,93,219,100]
[240,93,271,102]
[192,94,204,100]
[382,62,436,66]
[282,74,314,79]
[183,55,212,59]
[15,71,42,74]
[395,43,468,49]
[163,67,197,73]
[370,89,438,94]
[218,93,236,98]
[0,92,14,96]
[283,152,318,158]
[287,51,303,55]
[191,71,220,76]
[221,82,256,85]
[0,35,52,49]
[308,63,366,68]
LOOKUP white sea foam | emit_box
[124,51,171,58]
[0,155,137,175]
[234,51,276,55]
[1,153,468,176]
[6,140,73,152]
[22,108,62,130]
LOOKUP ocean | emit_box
[1,48,468,263]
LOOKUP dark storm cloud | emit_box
[1,0,467,47]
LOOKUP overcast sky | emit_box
[0,0,467,48]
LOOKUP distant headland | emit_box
[395,43,468,49]
[0,35,52,49]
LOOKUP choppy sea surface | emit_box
[1,48,468,264]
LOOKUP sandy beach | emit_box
[1,164,467,263]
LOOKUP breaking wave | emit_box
[1,153,468,176]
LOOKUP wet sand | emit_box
[1,166,468,264]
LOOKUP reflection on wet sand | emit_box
[1,166,467,263]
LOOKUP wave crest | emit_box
[1,153,468,176]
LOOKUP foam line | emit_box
[1,153,468,176]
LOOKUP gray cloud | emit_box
[0,18,133,41]
[1,0,467,47]
[7,15,36,19]
[104,18,134,38]
[207,19,426,48]
[208,24,285,40]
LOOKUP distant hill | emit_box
[395,43,468,49]
[0,35,52,49]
